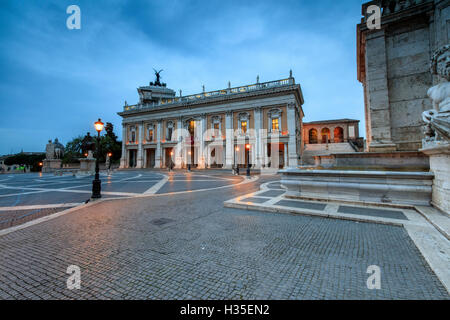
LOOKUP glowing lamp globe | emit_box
[94,119,104,133]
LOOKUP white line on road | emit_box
[0,203,82,211]
[144,174,169,194]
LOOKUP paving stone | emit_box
[275,199,327,211]
[337,205,408,220]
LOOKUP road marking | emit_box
[144,174,169,194]
[118,174,142,182]
[0,175,260,236]
[0,203,82,211]
[0,185,140,197]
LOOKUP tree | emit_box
[4,153,45,172]
[62,136,83,164]
[105,122,118,142]
[62,124,122,164]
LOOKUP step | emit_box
[280,169,434,207]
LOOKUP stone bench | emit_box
[280,169,434,206]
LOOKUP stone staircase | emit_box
[280,169,434,207]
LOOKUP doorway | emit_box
[165,148,174,168]
[129,150,137,168]
[146,149,155,168]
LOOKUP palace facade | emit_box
[117,73,305,169]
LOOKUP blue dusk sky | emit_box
[0,0,366,155]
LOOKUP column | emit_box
[365,29,396,152]
[175,118,182,168]
[120,123,127,168]
[254,107,262,169]
[136,122,144,168]
[284,143,288,168]
[287,103,298,167]
[263,142,268,167]
[225,111,233,169]
[155,120,162,168]
[199,114,206,168]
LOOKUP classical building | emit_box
[117,72,305,169]
[357,0,449,152]
[301,119,363,165]
[302,119,361,144]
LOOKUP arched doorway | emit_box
[334,127,344,143]
[321,128,330,143]
[309,128,318,144]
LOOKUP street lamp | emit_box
[187,151,191,171]
[91,118,104,199]
[169,151,174,171]
[245,144,251,177]
[234,146,239,175]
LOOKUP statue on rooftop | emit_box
[153,68,163,86]
[422,44,450,146]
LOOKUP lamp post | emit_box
[245,144,251,177]
[91,118,104,199]
[234,146,239,175]
[187,151,191,171]
[169,151,174,171]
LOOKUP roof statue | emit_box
[150,68,166,87]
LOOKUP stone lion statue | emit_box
[422,44,450,146]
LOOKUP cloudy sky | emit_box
[0,0,366,155]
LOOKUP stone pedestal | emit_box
[42,159,62,173]
[78,155,96,175]
[420,143,450,214]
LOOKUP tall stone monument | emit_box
[42,138,64,173]
[420,45,450,213]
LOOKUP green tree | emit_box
[62,136,83,164]
[4,153,45,172]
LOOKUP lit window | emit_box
[148,129,154,141]
[272,118,279,131]
[241,121,247,134]
[213,123,220,137]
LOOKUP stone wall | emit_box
[357,0,450,151]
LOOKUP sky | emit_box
[0,0,366,155]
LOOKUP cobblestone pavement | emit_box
[0,170,241,229]
[0,175,448,299]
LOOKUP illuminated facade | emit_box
[117,73,304,169]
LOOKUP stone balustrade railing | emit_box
[361,0,431,22]
[123,78,294,112]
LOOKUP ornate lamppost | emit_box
[187,151,191,171]
[91,118,104,199]
[169,151,174,171]
[245,144,251,177]
[234,146,239,175]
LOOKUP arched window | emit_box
[321,128,330,143]
[309,128,318,144]
[268,108,282,133]
[166,121,174,141]
[147,123,155,142]
[238,112,250,135]
[129,125,136,143]
[334,127,344,143]
[211,116,221,138]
